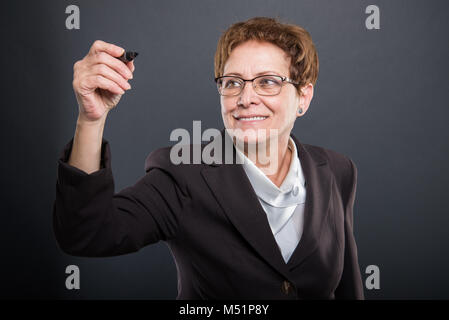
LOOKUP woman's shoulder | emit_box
[144,143,209,173]
[301,142,357,188]
[303,143,355,168]
[144,146,172,173]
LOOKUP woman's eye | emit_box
[225,80,241,88]
[259,78,277,86]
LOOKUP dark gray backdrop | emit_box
[1,0,448,299]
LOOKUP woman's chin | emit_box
[227,127,272,146]
[236,135,266,146]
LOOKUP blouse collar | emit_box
[235,137,306,208]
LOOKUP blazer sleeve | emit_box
[53,137,187,257]
[334,157,365,299]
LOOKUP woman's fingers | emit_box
[89,64,131,91]
[86,74,125,95]
[74,40,135,97]
[126,60,135,73]
[89,40,124,58]
[89,51,133,80]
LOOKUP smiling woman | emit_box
[214,18,318,184]
[53,16,364,300]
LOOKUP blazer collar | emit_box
[200,128,333,281]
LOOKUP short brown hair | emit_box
[214,17,319,93]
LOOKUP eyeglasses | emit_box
[214,74,299,96]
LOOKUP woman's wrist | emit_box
[76,112,108,128]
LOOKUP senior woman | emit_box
[53,17,364,299]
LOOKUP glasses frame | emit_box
[214,74,300,96]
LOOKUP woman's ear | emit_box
[297,83,314,117]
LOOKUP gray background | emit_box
[1,0,448,299]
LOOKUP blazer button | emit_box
[281,280,292,295]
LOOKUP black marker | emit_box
[117,51,138,63]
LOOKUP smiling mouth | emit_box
[233,116,268,121]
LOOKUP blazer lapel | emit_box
[286,134,333,271]
[200,129,333,279]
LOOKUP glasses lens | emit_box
[254,76,282,95]
[217,77,243,96]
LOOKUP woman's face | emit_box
[220,40,308,145]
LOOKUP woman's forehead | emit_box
[223,60,290,77]
[223,41,290,75]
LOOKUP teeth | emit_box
[238,116,267,121]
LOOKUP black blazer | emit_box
[53,129,364,299]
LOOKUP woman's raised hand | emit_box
[72,40,135,123]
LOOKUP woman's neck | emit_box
[241,135,292,188]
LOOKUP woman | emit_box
[54,17,364,299]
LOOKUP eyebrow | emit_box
[223,71,281,77]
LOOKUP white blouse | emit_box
[235,137,307,263]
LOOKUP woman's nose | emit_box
[238,82,260,107]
